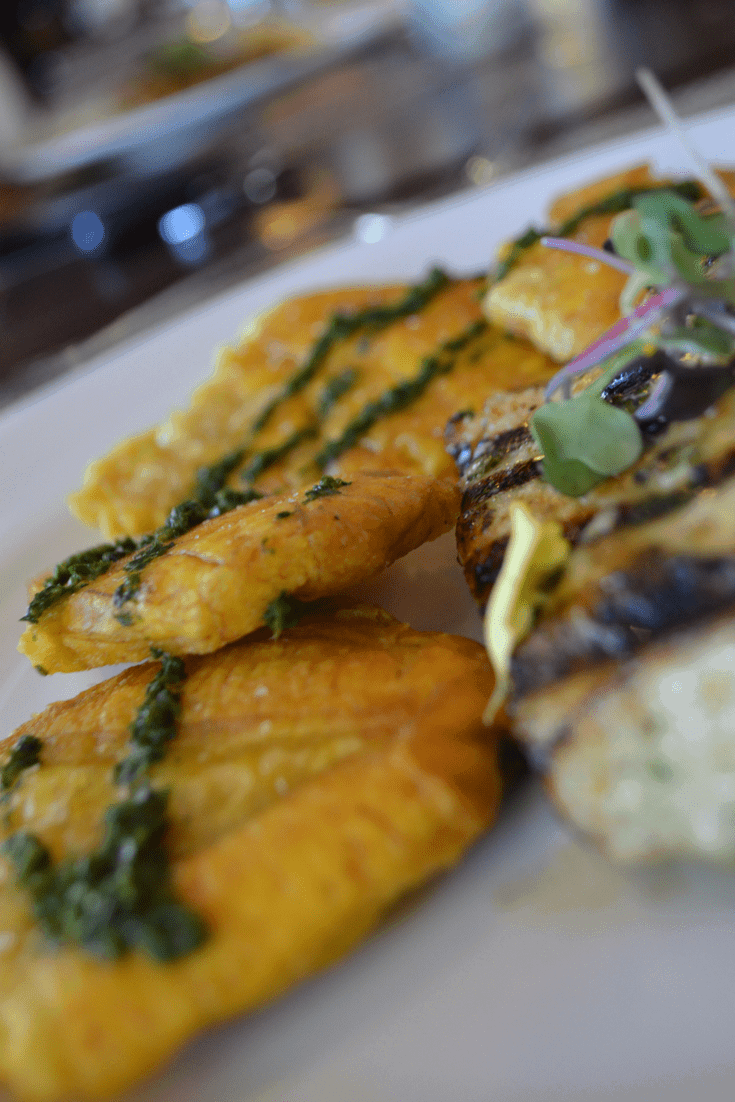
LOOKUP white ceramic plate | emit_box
[3,105,735,1102]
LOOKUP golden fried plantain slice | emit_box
[20,470,460,673]
[0,605,502,1102]
[483,166,656,362]
[484,166,735,363]
[68,279,555,539]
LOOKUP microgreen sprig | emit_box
[528,73,735,498]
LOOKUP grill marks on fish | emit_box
[511,549,735,698]
[450,373,735,787]
[446,423,534,480]
[449,380,735,609]
[450,378,735,866]
[460,458,543,510]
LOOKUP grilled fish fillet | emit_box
[449,366,735,862]
[20,470,459,674]
[68,279,554,539]
[0,605,502,1102]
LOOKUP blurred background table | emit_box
[1,0,735,407]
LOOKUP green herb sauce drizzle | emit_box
[495,180,703,281]
[115,650,186,786]
[1,735,42,796]
[2,652,206,962]
[262,593,309,638]
[302,476,351,502]
[3,787,205,961]
[250,267,451,435]
[315,319,487,469]
[110,489,264,615]
[23,269,454,624]
[22,540,137,625]
[240,425,318,485]
[318,369,359,417]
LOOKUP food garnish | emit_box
[22,538,137,625]
[482,503,569,723]
[313,317,488,469]
[468,72,735,725]
[2,651,206,962]
[302,475,351,502]
[527,75,735,498]
[494,179,702,281]
[262,592,308,638]
[252,266,451,435]
[0,734,42,797]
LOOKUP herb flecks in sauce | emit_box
[22,539,137,624]
[1,735,42,796]
[115,650,186,786]
[263,593,308,638]
[303,477,351,502]
[315,319,487,469]
[3,653,206,963]
[3,785,206,962]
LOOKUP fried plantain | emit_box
[20,470,460,674]
[0,605,502,1101]
[68,278,554,539]
[483,166,657,362]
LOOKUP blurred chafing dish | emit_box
[0,1,407,183]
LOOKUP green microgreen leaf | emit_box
[612,190,735,313]
[637,191,732,256]
[530,352,644,497]
[660,318,735,361]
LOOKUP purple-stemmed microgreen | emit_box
[526,74,735,498]
[539,236,635,276]
[543,284,687,402]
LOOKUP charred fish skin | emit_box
[511,547,735,700]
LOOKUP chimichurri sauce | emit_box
[2,652,206,963]
[23,267,466,622]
